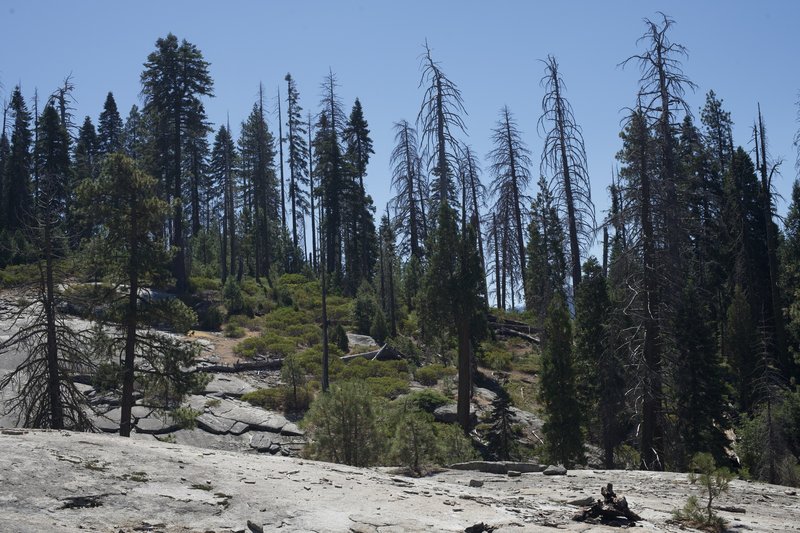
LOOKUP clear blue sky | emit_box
[2,1,799,253]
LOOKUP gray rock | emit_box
[196,413,238,435]
[543,464,567,476]
[507,470,521,477]
[135,415,179,435]
[204,375,257,397]
[473,387,497,402]
[249,433,272,451]
[229,421,250,435]
[280,422,303,437]
[468,479,483,488]
[432,404,477,425]
[131,405,154,419]
[448,461,545,475]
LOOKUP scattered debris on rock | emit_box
[572,483,641,526]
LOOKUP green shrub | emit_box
[390,410,438,475]
[434,422,480,465]
[481,348,512,371]
[198,304,225,331]
[414,364,455,386]
[370,308,389,345]
[170,407,201,429]
[673,453,733,532]
[339,358,409,381]
[404,390,451,413]
[302,380,385,466]
[233,336,269,359]
[331,324,349,353]
[365,376,409,399]
[223,279,244,315]
[242,388,285,410]
[189,276,222,292]
[223,324,246,338]
[354,281,378,334]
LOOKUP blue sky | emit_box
[2,1,799,254]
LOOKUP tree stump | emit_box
[572,483,642,525]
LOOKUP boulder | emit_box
[544,465,567,476]
[433,404,477,425]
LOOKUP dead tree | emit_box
[539,55,595,296]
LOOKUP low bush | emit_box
[404,390,451,413]
[414,363,456,386]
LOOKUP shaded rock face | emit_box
[86,394,305,456]
[2,430,799,533]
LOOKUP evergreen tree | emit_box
[210,125,238,283]
[5,87,33,231]
[700,90,734,177]
[71,116,100,244]
[78,154,178,437]
[344,97,377,288]
[671,279,729,467]
[239,89,278,281]
[284,73,309,270]
[420,202,487,431]
[486,387,518,461]
[0,126,9,233]
[540,293,584,467]
[523,177,566,317]
[97,92,123,156]
[726,285,757,413]
[141,33,213,293]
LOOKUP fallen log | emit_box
[572,483,641,525]
[190,360,283,373]
[494,327,540,344]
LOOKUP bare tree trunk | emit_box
[553,76,582,292]
[493,213,501,310]
[120,240,139,438]
[277,91,286,230]
[756,107,788,375]
[457,320,472,432]
[43,213,64,429]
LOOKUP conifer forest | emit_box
[2,8,800,492]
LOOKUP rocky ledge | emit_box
[1,430,798,532]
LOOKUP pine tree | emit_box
[540,293,584,467]
[486,387,518,461]
[141,33,213,293]
[71,116,100,244]
[5,87,33,231]
[78,154,172,437]
[210,125,238,283]
[239,88,278,281]
[726,285,756,413]
[420,202,487,431]
[97,92,123,156]
[344,97,377,287]
[284,73,309,270]
[671,279,729,467]
[700,90,734,177]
